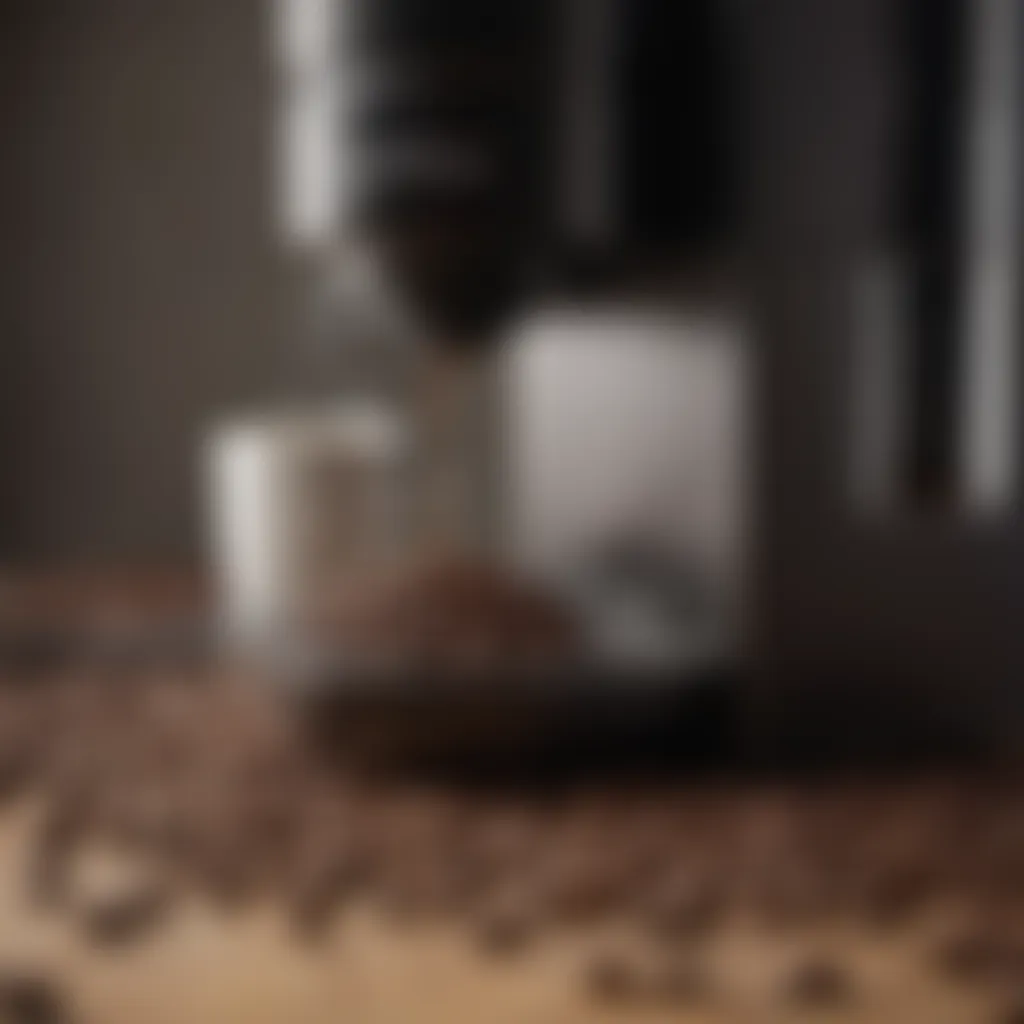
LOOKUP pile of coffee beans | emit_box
[313,555,580,675]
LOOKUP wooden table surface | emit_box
[0,807,1000,1024]
[0,795,999,1024]
[0,571,1013,1024]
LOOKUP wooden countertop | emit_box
[0,794,998,1024]
[0,571,1013,1024]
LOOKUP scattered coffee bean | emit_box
[28,847,75,914]
[537,853,622,924]
[583,953,646,1002]
[757,865,837,928]
[197,846,259,911]
[639,873,722,940]
[932,929,1024,986]
[473,910,536,955]
[0,750,29,804]
[856,861,934,928]
[0,973,67,1024]
[472,887,541,955]
[783,957,854,1007]
[653,958,714,1004]
[78,880,172,947]
[0,628,74,675]
[996,998,1024,1024]
[290,847,362,941]
[29,801,91,910]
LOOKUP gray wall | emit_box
[0,0,296,561]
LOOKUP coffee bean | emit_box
[0,750,29,804]
[473,906,536,955]
[932,929,1024,986]
[995,995,1024,1024]
[194,842,258,911]
[290,888,340,941]
[290,849,361,941]
[374,848,488,924]
[756,863,839,928]
[0,973,67,1024]
[653,958,714,1004]
[537,853,622,924]
[855,861,934,928]
[639,874,722,941]
[472,886,541,955]
[782,957,854,1007]
[0,627,74,675]
[80,882,171,947]
[583,953,646,1002]
[28,854,68,913]
[996,998,1024,1024]
[466,812,538,874]
[29,801,91,910]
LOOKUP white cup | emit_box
[206,402,410,647]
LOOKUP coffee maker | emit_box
[273,0,1023,758]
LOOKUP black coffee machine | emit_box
[318,0,1024,761]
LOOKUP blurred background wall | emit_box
[0,0,750,570]
[0,0,1019,755]
[0,0,295,562]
